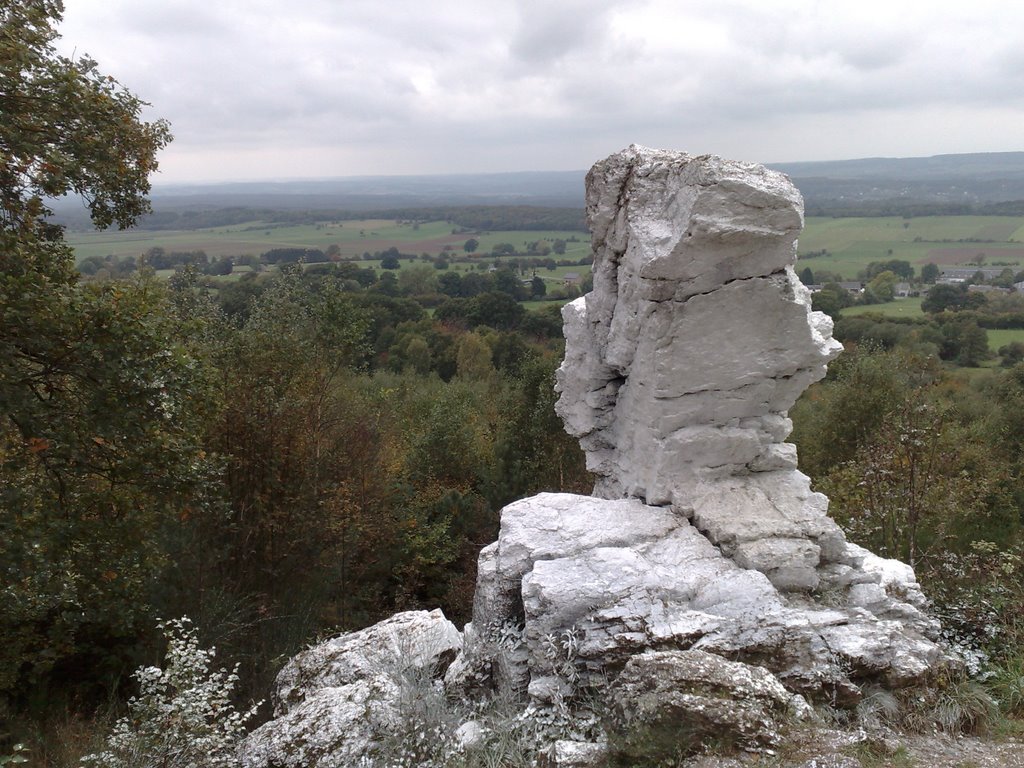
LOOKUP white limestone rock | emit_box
[556,146,842,510]
[240,609,462,768]
[543,740,609,767]
[464,493,943,705]
[272,608,460,714]
[239,677,398,768]
[458,147,949,715]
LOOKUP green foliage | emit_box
[862,259,914,281]
[998,341,1024,367]
[0,272,218,700]
[80,618,259,768]
[0,1,170,236]
[0,3,201,708]
[865,269,898,302]
[922,283,987,313]
[791,346,938,478]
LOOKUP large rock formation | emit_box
[241,147,952,767]
[557,147,840,508]
[461,146,947,708]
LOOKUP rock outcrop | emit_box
[611,649,810,752]
[241,610,461,768]
[241,147,953,767]
[459,146,948,708]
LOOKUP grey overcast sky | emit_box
[56,0,1024,184]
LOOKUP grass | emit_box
[798,215,1024,281]
[843,298,926,318]
[986,328,1024,353]
[67,218,591,264]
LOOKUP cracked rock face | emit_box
[457,147,950,709]
[556,145,841,508]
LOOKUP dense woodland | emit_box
[3,3,1024,764]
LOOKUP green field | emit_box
[799,215,1024,280]
[842,297,926,318]
[71,214,1024,288]
[67,218,592,263]
[986,328,1024,352]
[839,298,1024,356]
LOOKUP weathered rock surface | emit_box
[271,607,460,713]
[239,609,461,768]
[456,147,949,712]
[247,147,955,766]
[556,146,841,511]
[239,676,400,768]
[461,492,943,706]
[611,650,808,752]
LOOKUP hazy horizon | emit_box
[54,1,1024,185]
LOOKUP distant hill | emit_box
[47,152,1024,229]
[147,171,587,210]
[770,152,1024,214]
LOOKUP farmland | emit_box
[796,215,1024,279]
[68,213,1024,286]
[65,210,1024,360]
[67,218,592,263]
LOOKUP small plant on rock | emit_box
[80,618,260,768]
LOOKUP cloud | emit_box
[52,0,1024,181]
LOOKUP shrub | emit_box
[80,618,259,768]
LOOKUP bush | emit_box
[81,618,259,768]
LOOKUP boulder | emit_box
[460,492,943,706]
[239,609,461,768]
[273,608,460,713]
[541,740,609,767]
[610,650,807,754]
[239,677,398,768]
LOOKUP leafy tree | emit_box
[493,268,526,299]
[0,1,170,236]
[798,266,814,285]
[531,275,547,298]
[822,401,1003,567]
[791,346,939,478]
[811,282,852,319]
[0,0,205,705]
[922,283,986,313]
[397,263,437,296]
[921,263,940,284]
[999,341,1024,368]
[197,268,371,644]
[455,332,495,381]
[956,321,990,367]
[863,259,913,281]
[866,270,898,302]
[470,291,526,330]
[404,336,433,375]
[438,270,462,297]
[487,355,589,507]
[463,238,479,253]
